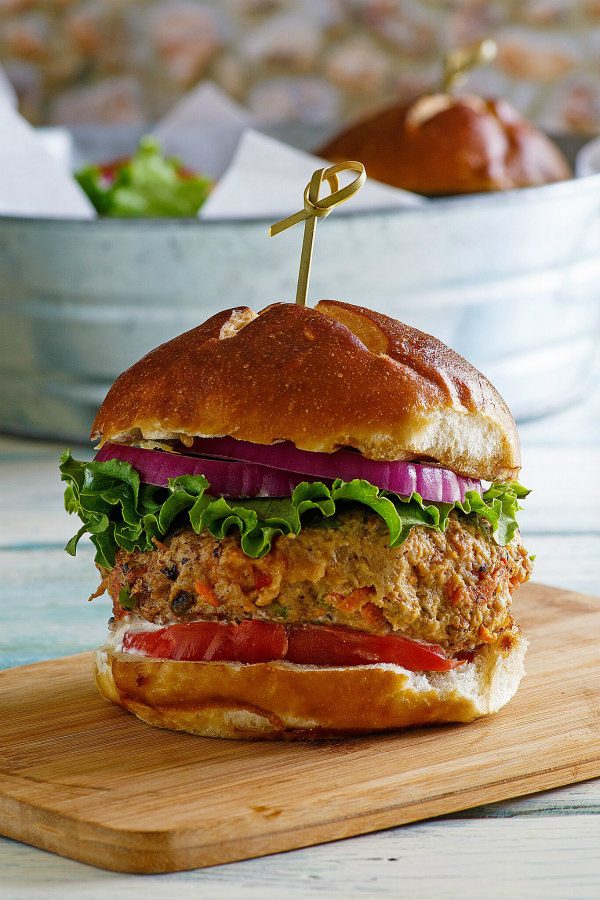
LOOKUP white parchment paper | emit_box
[0,102,94,218]
[201,129,424,221]
[152,82,254,181]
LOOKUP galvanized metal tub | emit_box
[1,172,600,441]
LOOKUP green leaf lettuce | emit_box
[60,452,529,569]
[75,136,212,218]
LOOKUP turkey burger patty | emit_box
[103,509,532,655]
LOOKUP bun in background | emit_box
[318,95,571,196]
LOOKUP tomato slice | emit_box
[286,624,458,672]
[122,620,459,671]
[123,621,288,663]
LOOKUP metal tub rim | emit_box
[3,170,600,229]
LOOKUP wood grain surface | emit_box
[1,582,599,875]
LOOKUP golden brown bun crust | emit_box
[318,95,571,196]
[92,300,520,481]
[94,636,527,740]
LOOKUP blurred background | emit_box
[2,0,600,135]
[2,2,600,441]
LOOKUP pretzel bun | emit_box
[94,633,526,740]
[92,300,520,482]
[318,95,571,196]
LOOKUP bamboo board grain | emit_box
[1,582,599,875]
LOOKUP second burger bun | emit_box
[318,94,571,196]
[92,300,520,482]
[95,634,527,740]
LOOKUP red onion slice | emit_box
[189,437,482,502]
[95,440,481,503]
[94,443,314,497]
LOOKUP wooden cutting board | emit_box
[1,582,599,874]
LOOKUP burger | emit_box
[60,300,532,739]
[318,94,571,196]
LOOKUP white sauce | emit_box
[102,614,164,654]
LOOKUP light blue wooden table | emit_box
[1,389,600,899]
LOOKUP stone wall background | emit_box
[1,0,599,135]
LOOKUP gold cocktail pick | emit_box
[269,161,366,307]
[441,39,497,94]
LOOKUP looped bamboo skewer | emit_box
[441,39,497,94]
[269,161,366,307]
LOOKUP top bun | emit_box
[318,95,571,196]
[93,301,520,482]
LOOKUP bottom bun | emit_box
[93,635,527,740]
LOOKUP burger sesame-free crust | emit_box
[94,634,528,740]
[318,95,571,196]
[92,300,520,482]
